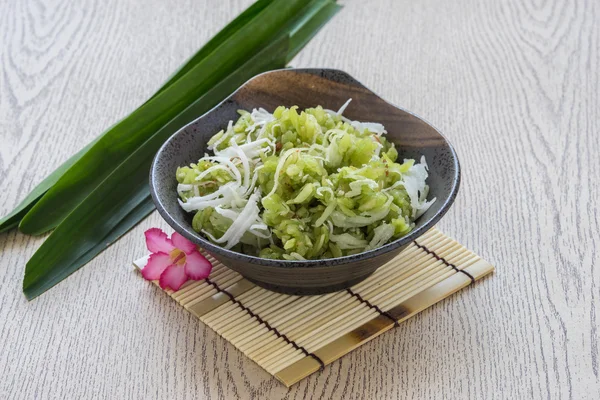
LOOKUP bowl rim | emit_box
[149,67,461,268]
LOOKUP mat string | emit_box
[413,242,476,284]
[205,277,325,370]
[345,288,400,327]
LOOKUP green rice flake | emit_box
[176,100,435,259]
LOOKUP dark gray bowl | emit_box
[150,68,460,295]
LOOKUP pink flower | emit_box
[141,228,212,291]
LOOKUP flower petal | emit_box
[145,228,174,253]
[171,232,197,254]
[141,253,172,281]
[184,251,213,280]
[159,265,188,291]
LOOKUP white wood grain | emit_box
[0,0,598,398]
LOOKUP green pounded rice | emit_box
[176,102,434,260]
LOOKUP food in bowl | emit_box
[175,100,435,260]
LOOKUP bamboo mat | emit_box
[133,227,494,387]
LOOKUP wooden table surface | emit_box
[1,0,598,398]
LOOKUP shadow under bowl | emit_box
[150,68,460,295]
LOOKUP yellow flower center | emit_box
[169,248,186,265]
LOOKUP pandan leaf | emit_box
[21,0,340,299]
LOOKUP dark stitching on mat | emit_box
[205,278,325,370]
[413,242,476,284]
[346,288,399,327]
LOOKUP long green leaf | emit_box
[19,0,314,235]
[23,36,291,299]
[0,0,274,234]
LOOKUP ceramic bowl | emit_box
[149,68,460,295]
